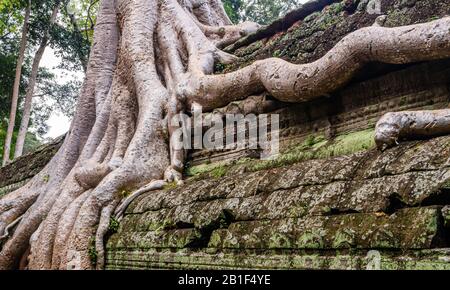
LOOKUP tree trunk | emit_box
[2,0,31,166]
[1,0,450,270]
[14,2,61,158]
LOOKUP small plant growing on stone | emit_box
[88,238,97,266]
[164,181,178,191]
[211,166,227,178]
[108,217,120,233]
[214,62,226,72]
[272,49,281,57]
[120,189,132,198]
[42,175,50,183]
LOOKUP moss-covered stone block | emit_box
[206,207,444,250]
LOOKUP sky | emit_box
[40,48,82,139]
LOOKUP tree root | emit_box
[114,180,167,221]
[0,215,23,241]
[179,17,450,111]
[95,200,119,270]
[375,109,450,150]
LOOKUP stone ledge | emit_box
[106,135,450,269]
[0,136,64,196]
[106,249,450,270]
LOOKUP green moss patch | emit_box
[185,129,376,180]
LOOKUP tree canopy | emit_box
[223,0,305,24]
[0,0,97,160]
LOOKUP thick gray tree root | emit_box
[375,109,450,150]
[1,0,450,270]
[114,180,168,221]
[0,216,23,241]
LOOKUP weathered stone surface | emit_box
[0,136,64,197]
[188,0,450,166]
[126,136,450,213]
[106,249,450,270]
[194,58,450,165]
[208,207,444,250]
[107,135,450,269]
[224,0,450,70]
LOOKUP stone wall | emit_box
[191,59,450,165]
[106,136,450,270]
[190,0,450,165]
[223,0,450,69]
[0,136,63,197]
[105,0,450,270]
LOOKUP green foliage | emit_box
[0,35,74,139]
[214,62,226,72]
[108,217,120,233]
[210,165,228,178]
[249,129,375,172]
[23,0,93,71]
[0,0,27,37]
[314,129,375,159]
[0,33,26,119]
[42,174,50,182]
[0,0,93,162]
[88,237,97,265]
[120,189,132,198]
[163,181,178,191]
[66,0,99,44]
[0,124,41,161]
[35,67,80,119]
[186,129,376,179]
[0,126,10,160]
[243,0,302,24]
[184,163,228,179]
[185,161,229,178]
[223,0,304,25]
[0,32,75,160]
[23,132,41,152]
[304,134,324,147]
[222,0,243,24]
